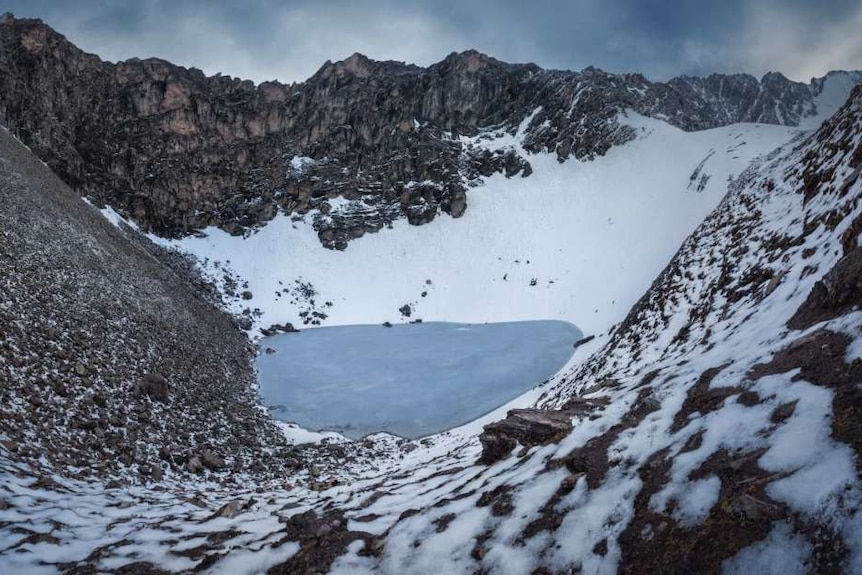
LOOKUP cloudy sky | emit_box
[6,0,862,84]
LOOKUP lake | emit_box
[256,320,581,439]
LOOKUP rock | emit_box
[201,449,226,470]
[382,321,393,328]
[399,304,412,318]
[241,291,253,300]
[151,464,164,481]
[788,246,862,329]
[764,271,785,296]
[573,335,595,348]
[210,500,243,519]
[135,373,169,402]
[187,455,204,474]
[158,445,175,464]
[479,409,573,464]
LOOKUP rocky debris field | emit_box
[0,124,316,484]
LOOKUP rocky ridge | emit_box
[1,13,859,248]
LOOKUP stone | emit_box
[135,373,169,402]
[201,449,226,470]
[211,500,243,519]
[151,464,164,481]
[187,455,204,474]
[788,246,862,329]
[479,409,573,464]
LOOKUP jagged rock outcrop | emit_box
[1,14,859,248]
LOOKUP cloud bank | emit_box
[5,0,861,84]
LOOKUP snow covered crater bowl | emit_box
[256,320,582,439]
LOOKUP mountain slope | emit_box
[158,114,800,335]
[1,13,859,250]
[0,125,293,480]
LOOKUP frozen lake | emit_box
[256,320,582,439]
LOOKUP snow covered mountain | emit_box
[2,10,862,575]
[1,13,859,250]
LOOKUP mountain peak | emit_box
[441,49,498,73]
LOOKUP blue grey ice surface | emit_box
[256,320,582,439]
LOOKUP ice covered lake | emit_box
[257,320,582,439]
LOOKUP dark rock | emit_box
[201,449,226,470]
[788,246,862,330]
[573,335,595,348]
[135,373,170,402]
[187,455,204,474]
[266,510,374,575]
[151,464,164,481]
[479,409,573,464]
[399,304,412,318]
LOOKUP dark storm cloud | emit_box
[5,0,862,84]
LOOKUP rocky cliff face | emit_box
[0,13,859,248]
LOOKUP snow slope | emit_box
[155,113,800,342]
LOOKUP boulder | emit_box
[479,409,574,464]
[201,449,226,470]
[187,455,204,474]
[135,373,169,402]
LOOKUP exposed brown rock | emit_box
[267,511,374,575]
[788,246,862,330]
[618,448,788,575]
[478,409,573,464]
[135,373,169,402]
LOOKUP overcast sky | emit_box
[5,0,862,84]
